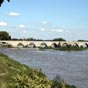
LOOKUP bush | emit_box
[51,75,76,88]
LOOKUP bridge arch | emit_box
[72,43,79,47]
[51,43,58,48]
[1,42,8,44]
[40,42,47,48]
[17,43,24,48]
[81,43,88,48]
[28,43,36,48]
[62,43,68,47]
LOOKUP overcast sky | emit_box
[0,0,88,40]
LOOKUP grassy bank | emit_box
[0,53,76,88]
[39,46,88,51]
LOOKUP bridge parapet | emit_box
[0,40,88,47]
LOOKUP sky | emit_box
[0,0,88,41]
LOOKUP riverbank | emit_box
[54,47,88,51]
[39,46,88,51]
[0,53,76,88]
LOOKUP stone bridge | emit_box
[0,40,88,48]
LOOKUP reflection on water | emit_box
[0,48,88,88]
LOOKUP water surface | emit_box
[0,48,88,88]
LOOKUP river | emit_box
[0,48,88,88]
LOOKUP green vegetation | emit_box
[39,44,88,51]
[0,53,76,88]
[54,45,88,51]
[0,31,66,41]
[0,53,51,88]
[0,31,11,40]
[51,75,76,88]
[0,0,10,7]
[53,38,66,41]
[39,47,87,51]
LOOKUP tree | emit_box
[0,31,11,40]
[53,38,66,41]
[0,0,10,7]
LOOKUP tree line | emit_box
[0,31,66,41]
[1,31,88,41]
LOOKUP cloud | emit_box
[8,24,28,30]
[41,21,47,24]
[40,28,46,31]
[8,12,20,16]
[0,21,7,26]
[51,29,64,33]
[18,25,26,28]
